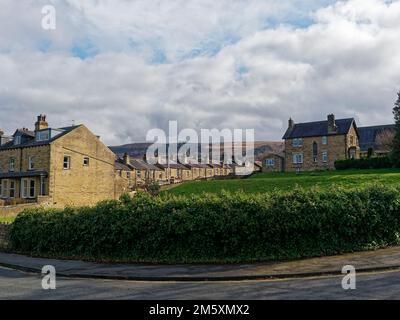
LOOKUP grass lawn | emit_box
[0,216,15,224]
[164,168,400,196]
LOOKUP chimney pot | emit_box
[327,114,337,133]
[288,118,295,129]
[123,153,131,165]
[35,114,49,131]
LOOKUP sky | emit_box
[0,0,399,145]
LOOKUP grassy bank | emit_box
[0,217,15,224]
[164,169,400,196]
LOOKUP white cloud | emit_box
[0,0,399,145]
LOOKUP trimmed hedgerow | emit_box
[335,157,393,170]
[8,186,400,263]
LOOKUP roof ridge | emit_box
[293,117,354,126]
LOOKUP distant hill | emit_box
[109,141,284,160]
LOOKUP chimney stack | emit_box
[327,114,337,133]
[35,114,48,132]
[123,153,131,165]
[0,129,4,146]
[288,117,295,130]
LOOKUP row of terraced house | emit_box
[0,115,261,208]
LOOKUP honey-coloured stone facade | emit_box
[283,116,360,172]
[0,121,123,208]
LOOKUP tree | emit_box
[376,129,395,152]
[391,91,400,167]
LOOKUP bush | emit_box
[147,181,161,196]
[8,186,400,263]
[335,157,393,170]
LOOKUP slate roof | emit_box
[358,124,396,152]
[0,170,48,179]
[13,129,35,137]
[115,160,132,171]
[282,118,356,139]
[129,159,163,171]
[0,125,81,151]
[156,163,189,170]
[208,163,223,168]
[184,163,210,169]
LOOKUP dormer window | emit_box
[36,130,50,142]
[14,135,21,145]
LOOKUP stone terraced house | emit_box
[0,115,122,207]
[282,114,360,172]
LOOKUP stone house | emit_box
[156,163,192,183]
[115,159,135,195]
[185,163,209,180]
[282,114,360,172]
[261,153,285,173]
[126,157,166,185]
[0,115,120,207]
[208,163,224,176]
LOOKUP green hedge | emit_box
[335,157,393,170]
[8,186,400,263]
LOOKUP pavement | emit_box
[1,246,400,281]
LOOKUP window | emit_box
[265,158,275,167]
[350,135,354,145]
[14,136,21,145]
[293,153,304,164]
[28,156,34,170]
[40,178,46,196]
[20,179,35,198]
[36,130,50,142]
[322,136,328,145]
[127,172,131,179]
[312,142,318,163]
[2,180,9,198]
[21,179,28,198]
[9,181,15,198]
[9,157,15,172]
[322,151,328,163]
[63,156,71,170]
[29,180,35,198]
[83,157,90,166]
[137,170,141,179]
[292,138,303,147]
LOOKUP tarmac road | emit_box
[0,266,399,300]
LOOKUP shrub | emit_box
[8,186,400,263]
[335,157,393,170]
[147,181,161,196]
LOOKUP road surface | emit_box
[0,266,399,300]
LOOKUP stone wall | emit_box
[0,223,11,245]
[49,125,118,207]
[285,134,346,171]
[0,202,42,217]
[261,154,284,173]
